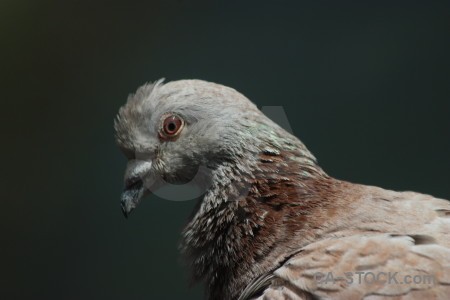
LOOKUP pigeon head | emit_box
[115,79,289,217]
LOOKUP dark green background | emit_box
[2,1,449,299]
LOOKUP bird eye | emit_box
[160,114,184,138]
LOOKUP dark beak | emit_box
[120,160,153,218]
[121,178,145,218]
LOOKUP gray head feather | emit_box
[115,79,317,217]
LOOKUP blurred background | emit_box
[1,0,449,299]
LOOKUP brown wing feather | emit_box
[247,191,450,300]
[268,234,450,299]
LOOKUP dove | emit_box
[114,79,450,300]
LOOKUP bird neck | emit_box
[181,126,333,299]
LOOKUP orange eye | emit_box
[161,114,184,138]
